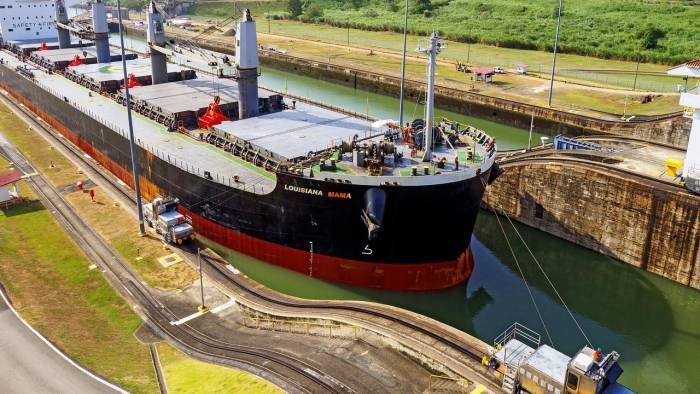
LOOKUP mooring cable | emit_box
[504,214,593,348]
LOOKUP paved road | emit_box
[0,295,120,394]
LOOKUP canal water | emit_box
[116,33,700,392]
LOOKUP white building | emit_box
[0,0,57,42]
[668,59,700,194]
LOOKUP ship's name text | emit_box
[284,184,323,196]
[284,185,351,199]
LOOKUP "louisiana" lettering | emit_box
[284,184,323,196]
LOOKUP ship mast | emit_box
[417,32,444,162]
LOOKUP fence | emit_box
[242,314,360,340]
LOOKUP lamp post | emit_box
[198,248,208,313]
[547,0,563,107]
[116,0,145,236]
[398,0,409,135]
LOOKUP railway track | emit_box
[0,108,348,393]
[0,86,495,376]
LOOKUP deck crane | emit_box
[54,0,111,63]
[145,2,260,125]
[146,0,239,80]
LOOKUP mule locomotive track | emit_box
[0,105,348,393]
[0,88,499,387]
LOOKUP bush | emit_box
[637,25,666,50]
[302,4,324,21]
[288,0,303,18]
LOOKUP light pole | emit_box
[547,0,563,107]
[197,248,208,313]
[116,0,145,236]
[633,56,641,91]
[398,0,409,136]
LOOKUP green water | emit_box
[257,67,541,151]
[114,33,699,392]
[204,214,700,393]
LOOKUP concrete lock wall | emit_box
[122,25,691,149]
[483,162,700,290]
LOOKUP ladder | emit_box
[501,364,518,393]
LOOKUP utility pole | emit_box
[347,25,350,48]
[547,0,563,107]
[267,13,271,33]
[197,248,208,313]
[398,0,409,135]
[633,56,641,91]
[116,0,145,236]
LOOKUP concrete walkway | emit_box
[0,294,120,394]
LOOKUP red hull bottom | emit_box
[185,208,474,291]
[2,82,473,291]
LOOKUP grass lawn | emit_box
[157,343,283,394]
[258,19,697,94]
[161,18,684,115]
[0,103,198,290]
[0,189,158,393]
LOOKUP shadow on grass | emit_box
[1,199,44,217]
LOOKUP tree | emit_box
[411,0,432,15]
[637,25,666,49]
[288,0,303,18]
[302,4,323,20]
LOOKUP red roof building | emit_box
[0,171,21,205]
[473,67,495,83]
[0,172,21,187]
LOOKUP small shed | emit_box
[473,67,495,83]
[0,171,21,208]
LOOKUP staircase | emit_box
[501,365,517,393]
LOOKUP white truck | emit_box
[144,198,195,245]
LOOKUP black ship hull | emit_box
[1,65,493,290]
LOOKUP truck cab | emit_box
[144,197,195,244]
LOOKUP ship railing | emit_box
[34,79,271,193]
[493,322,541,351]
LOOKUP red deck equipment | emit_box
[68,54,84,67]
[120,73,143,90]
[37,42,49,51]
[198,95,230,128]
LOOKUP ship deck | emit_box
[29,46,138,69]
[0,50,276,193]
[65,58,189,83]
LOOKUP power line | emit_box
[504,214,593,348]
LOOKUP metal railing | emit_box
[493,322,541,350]
[242,314,359,340]
[31,78,272,194]
[427,375,474,394]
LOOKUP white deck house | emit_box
[0,0,57,42]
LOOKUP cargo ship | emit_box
[0,1,500,290]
